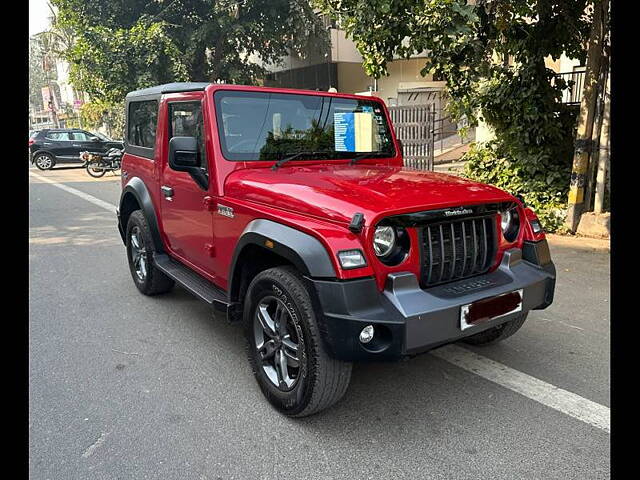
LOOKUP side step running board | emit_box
[154,254,229,310]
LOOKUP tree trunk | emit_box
[564,0,609,232]
[594,68,610,213]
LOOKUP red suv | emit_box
[117,83,556,417]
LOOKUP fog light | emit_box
[359,325,374,344]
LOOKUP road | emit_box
[29,166,610,479]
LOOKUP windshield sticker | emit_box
[334,112,379,152]
[334,112,355,151]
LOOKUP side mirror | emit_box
[168,136,208,190]
[396,139,403,156]
[169,136,199,170]
[91,137,100,142]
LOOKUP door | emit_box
[159,99,215,277]
[72,130,106,155]
[41,131,74,160]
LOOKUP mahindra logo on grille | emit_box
[444,208,473,217]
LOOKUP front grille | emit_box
[420,215,497,287]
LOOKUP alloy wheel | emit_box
[130,226,147,281]
[254,296,301,391]
[35,155,52,169]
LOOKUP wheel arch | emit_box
[118,177,165,253]
[228,219,337,305]
[31,150,57,163]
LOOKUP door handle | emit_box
[161,186,174,199]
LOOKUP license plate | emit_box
[460,289,523,331]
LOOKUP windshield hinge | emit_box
[349,212,365,233]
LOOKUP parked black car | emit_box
[29,129,124,170]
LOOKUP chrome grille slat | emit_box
[421,213,497,287]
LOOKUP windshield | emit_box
[214,90,396,161]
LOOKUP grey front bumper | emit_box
[308,240,556,361]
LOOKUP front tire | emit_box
[125,210,175,296]
[244,266,352,417]
[34,153,55,170]
[462,312,528,346]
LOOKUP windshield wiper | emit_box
[271,151,333,170]
[349,151,389,165]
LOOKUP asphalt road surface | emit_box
[29,166,610,480]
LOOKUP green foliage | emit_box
[51,0,329,103]
[29,37,52,111]
[316,0,593,231]
[462,139,573,233]
[79,100,125,140]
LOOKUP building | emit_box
[262,17,446,110]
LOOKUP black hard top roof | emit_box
[126,82,210,99]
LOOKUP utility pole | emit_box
[564,0,609,232]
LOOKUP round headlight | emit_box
[500,208,520,242]
[373,226,396,257]
[500,210,512,231]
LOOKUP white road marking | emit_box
[29,171,117,212]
[30,170,610,434]
[431,344,610,433]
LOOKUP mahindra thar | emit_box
[117,83,556,417]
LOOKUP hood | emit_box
[225,164,514,225]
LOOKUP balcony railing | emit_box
[552,69,586,105]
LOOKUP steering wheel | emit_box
[228,139,257,153]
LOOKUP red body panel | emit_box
[122,84,545,293]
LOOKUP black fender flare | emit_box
[228,219,337,301]
[118,177,165,253]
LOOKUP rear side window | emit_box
[128,100,158,148]
[45,132,71,141]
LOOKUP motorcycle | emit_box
[81,148,123,178]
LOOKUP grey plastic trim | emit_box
[382,248,546,319]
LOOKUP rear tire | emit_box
[462,313,528,346]
[244,266,352,417]
[125,210,175,296]
[34,153,55,170]
[86,160,107,178]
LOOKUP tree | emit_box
[316,0,594,231]
[51,0,329,104]
[29,37,52,112]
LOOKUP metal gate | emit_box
[388,104,435,170]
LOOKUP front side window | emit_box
[128,100,158,149]
[72,131,99,142]
[168,102,207,172]
[213,90,395,161]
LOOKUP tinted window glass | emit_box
[72,131,98,141]
[128,100,158,148]
[45,132,71,141]
[214,90,395,161]
[169,102,207,172]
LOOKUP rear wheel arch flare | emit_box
[119,177,164,253]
